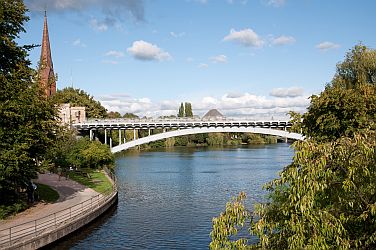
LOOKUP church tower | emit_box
[39,11,56,97]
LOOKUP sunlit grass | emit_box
[69,170,113,195]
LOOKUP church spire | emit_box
[39,12,56,97]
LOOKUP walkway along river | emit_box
[50,143,294,249]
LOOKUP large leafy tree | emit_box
[210,44,376,249]
[0,0,58,203]
[52,87,107,118]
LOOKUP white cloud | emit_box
[210,55,227,63]
[98,90,310,119]
[127,40,172,61]
[186,57,194,63]
[105,50,125,58]
[170,31,186,38]
[223,28,264,48]
[90,18,108,32]
[72,38,86,47]
[316,41,340,51]
[198,63,209,68]
[271,35,296,46]
[267,0,286,7]
[270,87,304,97]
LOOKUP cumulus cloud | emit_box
[105,50,125,58]
[98,90,309,119]
[210,55,227,63]
[266,0,286,7]
[271,35,296,46]
[316,41,340,51]
[127,40,172,61]
[270,87,304,97]
[223,28,264,48]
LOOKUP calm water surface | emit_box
[51,144,293,249]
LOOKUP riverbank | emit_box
[0,171,118,249]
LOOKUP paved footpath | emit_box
[0,173,101,231]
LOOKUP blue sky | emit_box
[21,0,376,118]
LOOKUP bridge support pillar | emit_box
[89,129,93,141]
[110,137,112,148]
[148,129,151,136]
[119,129,121,145]
[133,129,136,141]
[123,129,126,143]
[284,127,288,143]
[104,129,107,145]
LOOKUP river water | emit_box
[51,143,294,249]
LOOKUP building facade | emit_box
[59,104,86,124]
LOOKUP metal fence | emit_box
[0,170,117,249]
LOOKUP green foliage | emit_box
[185,102,193,117]
[47,134,114,170]
[107,111,121,118]
[52,87,107,118]
[210,44,376,249]
[36,183,59,203]
[0,0,58,204]
[207,133,224,146]
[302,44,376,142]
[123,112,139,119]
[210,192,251,249]
[178,102,185,117]
[0,200,28,220]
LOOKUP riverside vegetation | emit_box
[0,0,114,219]
[210,44,376,249]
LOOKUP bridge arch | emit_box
[111,127,304,153]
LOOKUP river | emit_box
[50,143,294,249]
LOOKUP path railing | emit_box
[0,170,117,249]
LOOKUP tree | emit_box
[302,44,376,142]
[178,102,185,117]
[52,87,107,118]
[0,0,58,204]
[107,111,121,119]
[185,102,193,117]
[210,44,376,249]
[123,112,139,119]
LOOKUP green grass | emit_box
[36,183,59,203]
[68,170,113,195]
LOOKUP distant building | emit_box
[59,104,86,124]
[202,109,225,120]
[38,12,56,97]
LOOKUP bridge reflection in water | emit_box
[72,118,304,153]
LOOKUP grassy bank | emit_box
[36,183,59,203]
[68,169,113,195]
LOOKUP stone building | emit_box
[59,104,86,124]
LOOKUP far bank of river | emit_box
[50,143,294,249]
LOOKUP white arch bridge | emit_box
[72,119,304,153]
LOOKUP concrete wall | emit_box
[6,192,118,250]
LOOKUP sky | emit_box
[20,0,376,118]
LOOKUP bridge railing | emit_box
[82,117,291,124]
